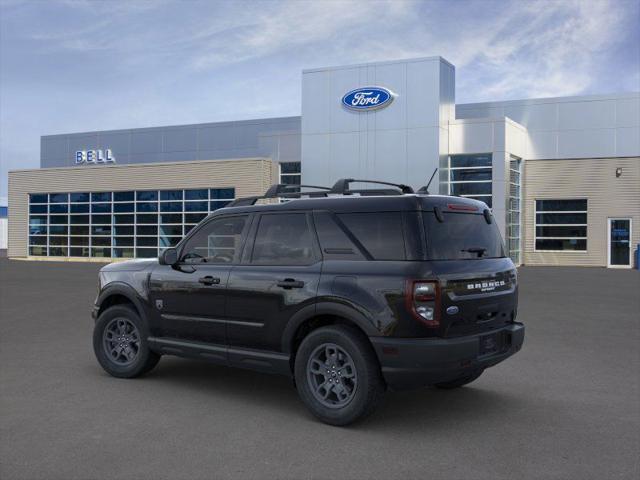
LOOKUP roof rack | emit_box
[227,184,331,207]
[330,179,414,195]
[227,170,440,208]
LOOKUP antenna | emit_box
[417,168,438,194]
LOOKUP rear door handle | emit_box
[198,276,221,286]
[277,278,305,289]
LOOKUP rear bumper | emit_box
[370,323,525,391]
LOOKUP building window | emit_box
[279,162,301,202]
[507,156,521,264]
[448,154,492,207]
[28,188,235,258]
[535,199,587,251]
[279,162,301,186]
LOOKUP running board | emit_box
[147,337,292,376]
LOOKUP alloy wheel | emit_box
[103,317,141,366]
[306,343,358,408]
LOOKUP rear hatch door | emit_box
[422,208,518,338]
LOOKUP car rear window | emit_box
[337,212,406,260]
[423,211,505,260]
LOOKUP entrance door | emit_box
[607,218,632,268]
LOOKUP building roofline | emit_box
[8,157,271,174]
[41,116,301,139]
[302,56,454,74]
[458,91,640,109]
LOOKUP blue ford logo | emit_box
[446,306,459,315]
[342,86,395,111]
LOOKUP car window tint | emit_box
[252,214,315,265]
[313,212,365,261]
[337,212,406,260]
[423,212,505,260]
[181,216,247,264]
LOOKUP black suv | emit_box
[92,179,524,425]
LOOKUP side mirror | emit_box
[159,247,178,266]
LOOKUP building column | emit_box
[492,151,510,239]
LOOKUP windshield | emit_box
[423,211,505,260]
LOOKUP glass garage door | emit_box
[28,188,235,259]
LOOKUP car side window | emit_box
[312,211,366,260]
[180,215,248,264]
[251,213,316,265]
[337,212,406,260]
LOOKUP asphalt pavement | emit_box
[0,258,638,479]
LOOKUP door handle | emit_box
[198,276,221,286]
[277,278,305,289]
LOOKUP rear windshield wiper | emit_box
[461,247,487,258]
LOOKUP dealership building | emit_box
[7,56,640,267]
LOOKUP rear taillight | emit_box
[406,280,440,327]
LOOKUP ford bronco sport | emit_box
[92,179,524,425]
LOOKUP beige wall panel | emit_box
[523,157,640,266]
[8,158,275,258]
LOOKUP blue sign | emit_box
[342,86,395,111]
[75,149,115,165]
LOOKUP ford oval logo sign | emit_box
[342,86,395,111]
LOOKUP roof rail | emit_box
[227,175,432,208]
[227,184,331,207]
[341,188,406,196]
[330,179,414,195]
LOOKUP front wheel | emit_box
[93,304,160,378]
[294,325,385,426]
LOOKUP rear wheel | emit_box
[434,369,484,389]
[93,304,160,378]
[294,325,384,426]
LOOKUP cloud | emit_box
[180,0,636,100]
[7,0,635,94]
[0,0,638,199]
[187,0,414,70]
[460,0,632,99]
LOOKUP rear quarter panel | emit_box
[317,260,438,337]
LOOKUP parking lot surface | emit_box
[1,258,638,480]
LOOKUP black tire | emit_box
[93,304,160,378]
[294,325,385,426]
[434,369,484,389]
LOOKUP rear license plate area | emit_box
[479,333,500,356]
